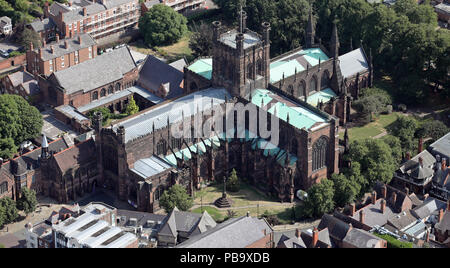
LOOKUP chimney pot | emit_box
[83,7,87,16]
[359,210,365,225]
[349,203,355,216]
[51,45,54,54]
[382,184,387,199]
[442,158,447,171]
[438,209,444,223]
[380,199,386,214]
[391,192,397,206]
[78,35,82,44]
[372,191,377,205]
[312,228,319,248]
[56,34,60,43]
[65,40,69,49]
[295,228,301,239]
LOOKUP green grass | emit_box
[191,206,225,222]
[340,112,400,141]
[374,233,413,248]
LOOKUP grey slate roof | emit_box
[130,156,173,179]
[318,214,351,242]
[387,210,418,231]
[38,33,95,61]
[138,55,184,99]
[169,58,187,72]
[342,228,385,248]
[411,197,447,220]
[351,198,396,228]
[52,46,136,94]
[112,87,231,143]
[158,207,216,239]
[338,48,369,78]
[428,131,450,159]
[176,216,272,248]
[435,211,450,233]
[277,234,307,248]
[300,228,332,248]
[29,18,55,32]
[143,0,161,9]
[7,71,35,87]
[21,81,40,96]
[399,150,436,174]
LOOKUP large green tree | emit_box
[387,115,418,153]
[0,197,18,224]
[301,179,335,218]
[159,184,193,212]
[17,188,37,215]
[139,4,188,47]
[125,96,139,116]
[189,22,214,58]
[0,95,43,159]
[330,173,360,208]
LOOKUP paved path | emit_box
[192,202,295,211]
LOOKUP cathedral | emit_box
[0,8,372,213]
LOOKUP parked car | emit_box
[7,48,13,53]
[0,49,9,57]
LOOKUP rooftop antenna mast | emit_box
[239,0,246,33]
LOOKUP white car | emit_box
[0,49,9,57]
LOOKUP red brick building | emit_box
[26,33,97,77]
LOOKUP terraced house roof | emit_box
[270,48,330,83]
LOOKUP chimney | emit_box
[447,200,450,211]
[349,203,355,216]
[406,152,411,160]
[56,34,60,43]
[418,138,423,154]
[29,42,34,51]
[418,157,423,167]
[443,158,447,171]
[438,209,444,223]
[295,228,301,239]
[372,191,377,205]
[312,228,318,248]
[39,48,43,58]
[65,40,69,49]
[83,7,87,16]
[405,187,409,196]
[391,192,397,206]
[382,184,387,199]
[359,210,365,225]
[426,228,430,243]
[42,39,46,47]
[78,35,82,44]
[246,211,250,217]
[51,45,54,54]
[380,199,386,214]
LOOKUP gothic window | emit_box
[171,137,182,150]
[321,71,330,89]
[298,80,306,97]
[108,85,114,94]
[312,136,328,171]
[257,59,263,76]
[0,182,7,195]
[247,63,253,80]
[115,82,121,91]
[100,88,106,97]
[288,84,294,96]
[309,76,317,94]
[157,139,167,156]
[92,91,98,101]
[103,145,118,175]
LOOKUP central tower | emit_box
[211,9,271,100]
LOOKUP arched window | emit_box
[298,80,306,97]
[257,59,263,75]
[115,83,121,92]
[108,85,114,94]
[309,76,317,94]
[312,136,328,171]
[247,63,253,80]
[171,137,182,150]
[100,88,106,97]
[92,91,98,101]
[288,84,294,96]
[157,139,167,156]
[321,71,330,89]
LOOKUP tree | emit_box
[0,197,18,224]
[87,107,111,126]
[17,188,37,215]
[421,120,449,142]
[387,115,418,153]
[0,95,43,159]
[301,179,335,218]
[139,4,188,47]
[189,22,214,58]
[330,173,360,208]
[159,184,193,212]
[0,204,5,228]
[17,27,41,51]
[125,96,139,116]
[381,135,402,164]
[226,168,240,192]
[0,138,17,159]
[353,95,385,123]
[347,139,397,187]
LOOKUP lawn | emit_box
[340,112,400,141]
[128,31,193,63]
[191,182,296,224]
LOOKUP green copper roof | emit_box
[187,58,213,80]
[270,48,329,83]
[251,89,328,131]
[306,88,337,107]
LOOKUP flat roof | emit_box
[219,30,261,50]
[131,156,173,179]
